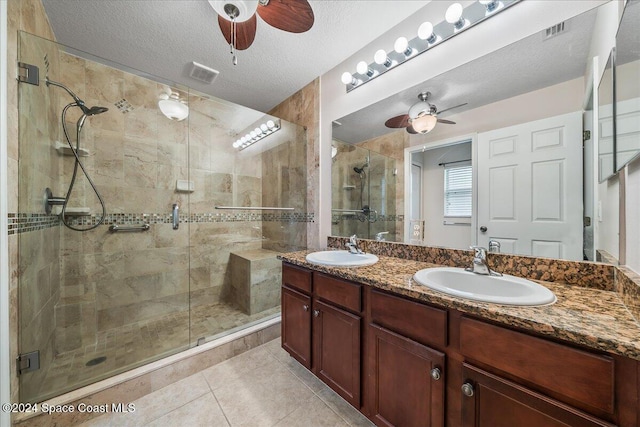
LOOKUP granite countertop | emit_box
[279,251,640,361]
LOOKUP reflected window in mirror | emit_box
[615,0,640,171]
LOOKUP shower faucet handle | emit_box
[172,203,179,230]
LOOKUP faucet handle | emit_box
[469,246,487,258]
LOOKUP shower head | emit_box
[46,78,109,116]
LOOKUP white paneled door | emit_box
[477,112,583,260]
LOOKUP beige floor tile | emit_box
[316,388,375,427]
[274,395,349,427]
[146,393,229,427]
[201,344,277,391]
[213,361,315,427]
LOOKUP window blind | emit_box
[444,164,472,217]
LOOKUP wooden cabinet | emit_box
[281,264,362,408]
[281,286,311,368]
[461,364,614,427]
[313,299,361,407]
[281,263,639,427]
[367,324,445,427]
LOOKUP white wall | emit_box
[319,0,607,244]
[421,143,472,250]
[409,77,585,146]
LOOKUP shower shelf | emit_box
[63,207,91,216]
[343,185,355,190]
[55,141,90,157]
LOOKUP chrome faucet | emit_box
[466,246,501,276]
[488,240,501,253]
[346,234,364,254]
[375,231,389,242]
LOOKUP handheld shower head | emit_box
[46,77,109,116]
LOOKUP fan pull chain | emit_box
[230,17,237,65]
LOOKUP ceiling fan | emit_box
[385,92,467,135]
[209,0,314,65]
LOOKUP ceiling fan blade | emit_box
[437,119,456,125]
[406,125,418,134]
[218,14,257,50]
[385,114,410,128]
[436,102,468,115]
[257,0,314,33]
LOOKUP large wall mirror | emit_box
[332,4,612,262]
[615,0,640,171]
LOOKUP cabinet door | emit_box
[461,364,613,427]
[281,286,312,369]
[313,299,361,408]
[368,324,445,427]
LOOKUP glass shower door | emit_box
[17,32,191,402]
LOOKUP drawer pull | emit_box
[303,305,309,312]
[462,382,475,397]
[313,309,320,317]
[430,367,442,381]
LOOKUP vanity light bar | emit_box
[342,0,521,93]
[232,119,281,150]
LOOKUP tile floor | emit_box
[33,304,281,403]
[78,338,375,427]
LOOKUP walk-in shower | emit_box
[331,139,398,240]
[15,32,308,403]
[44,77,108,231]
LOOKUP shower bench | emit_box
[230,249,282,315]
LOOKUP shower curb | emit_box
[12,317,281,427]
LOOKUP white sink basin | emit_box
[413,267,556,306]
[305,250,379,267]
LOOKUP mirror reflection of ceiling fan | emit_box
[209,0,314,65]
[385,92,468,134]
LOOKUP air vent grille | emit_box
[544,22,566,40]
[189,62,220,84]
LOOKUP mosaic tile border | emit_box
[8,212,315,234]
[7,213,60,235]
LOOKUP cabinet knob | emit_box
[302,305,309,312]
[313,309,320,317]
[430,367,442,381]
[461,382,475,397]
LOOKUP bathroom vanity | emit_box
[279,252,640,427]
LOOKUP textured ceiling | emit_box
[42,0,427,112]
[332,6,598,144]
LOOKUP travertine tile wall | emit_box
[268,79,320,249]
[11,10,63,403]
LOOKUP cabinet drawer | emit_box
[370,290,447,349]
[459,316,615,415]
[314,272,361,313]
[282,263,312,294]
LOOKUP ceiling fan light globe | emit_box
[209,0,259,22]
[158,98,189,121]
[410,114,437,134]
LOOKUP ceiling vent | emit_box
[543,22,567,40]
[189,62,219,84]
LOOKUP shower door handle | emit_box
[172,203,179,230]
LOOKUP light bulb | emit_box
[241,136,247,143]
[445,3,464,28]
[254,127,262,135]
[267,120,275,129]
[356,61,368,75]
[250,131,257,139]
[394,37,409,54]
[260,124,268,132]
[341,72,354,85]
[245,134,251,141]
[374,49,392,67]
[418,22,436,43]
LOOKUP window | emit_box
[444,164,472,217]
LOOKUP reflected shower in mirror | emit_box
[615,0,640,171]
